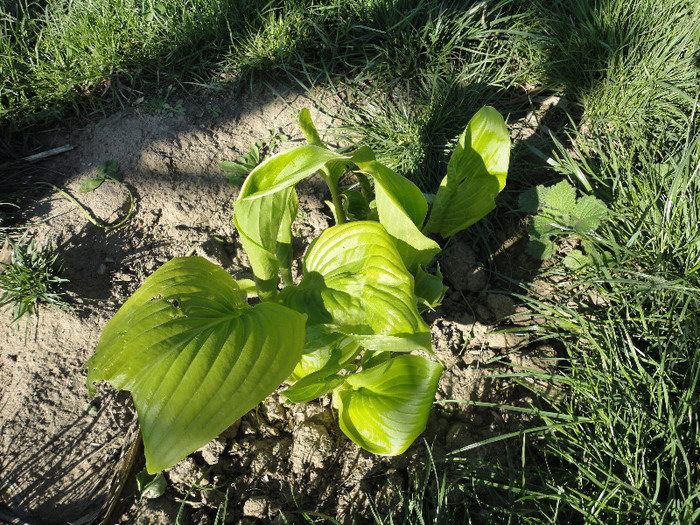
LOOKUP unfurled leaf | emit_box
[79,177,104,193]
[283,221,431,353]
[237,145,349,200]
[424,106,510,238]
[334,355,443,455]
[86,257,307,473]
[97,160,121,181]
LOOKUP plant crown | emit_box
[86,106,510,473]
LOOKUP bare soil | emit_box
[1,84,551,524]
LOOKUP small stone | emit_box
[243,496,269,518]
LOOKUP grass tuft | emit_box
[0,233,70,324]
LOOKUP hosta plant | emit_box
[86,106,510,473]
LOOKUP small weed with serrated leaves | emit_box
[519,179,609,269]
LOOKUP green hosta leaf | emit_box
[238,144,350,200]
[342,189,373,221]
[424,106,510,238]
[86,257,307,473]
[233,144,351,296]
[284,221,431,353]
[354,153,439,272]
[136,468,166,500]
[298,108,324,147]
[283,327,360,403]
[288,326,361,382]
[284,372,346,403]
[333,355,443,455]
[234,188,297,298]
[414,265,447,311]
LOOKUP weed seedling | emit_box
[519,179,609,268]
[219,129,289,186]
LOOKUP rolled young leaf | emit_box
[233,144,352,297]
[353,150,440,273]
[333,354,443,455]
[86,257,307,473]
[424,106,510,238]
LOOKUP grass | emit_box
[0,232,70,323]
[2,0,700,523]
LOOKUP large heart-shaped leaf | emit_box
[282,221,431,353]
[333,355,443,455]
[424,106,510,238]
[86,257,307,473]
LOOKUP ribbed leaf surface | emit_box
[334,355,443,455]
[86,257,306,472]
[295,221,431,353]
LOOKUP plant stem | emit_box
[321,168,346,225]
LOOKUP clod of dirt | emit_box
[486,293,516,320]
[131,496,186,525]
[290,421,334,478]
[167,457,208,487]
[243,496,270,519]
[200,438,226,466]
[440,241,488,292]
